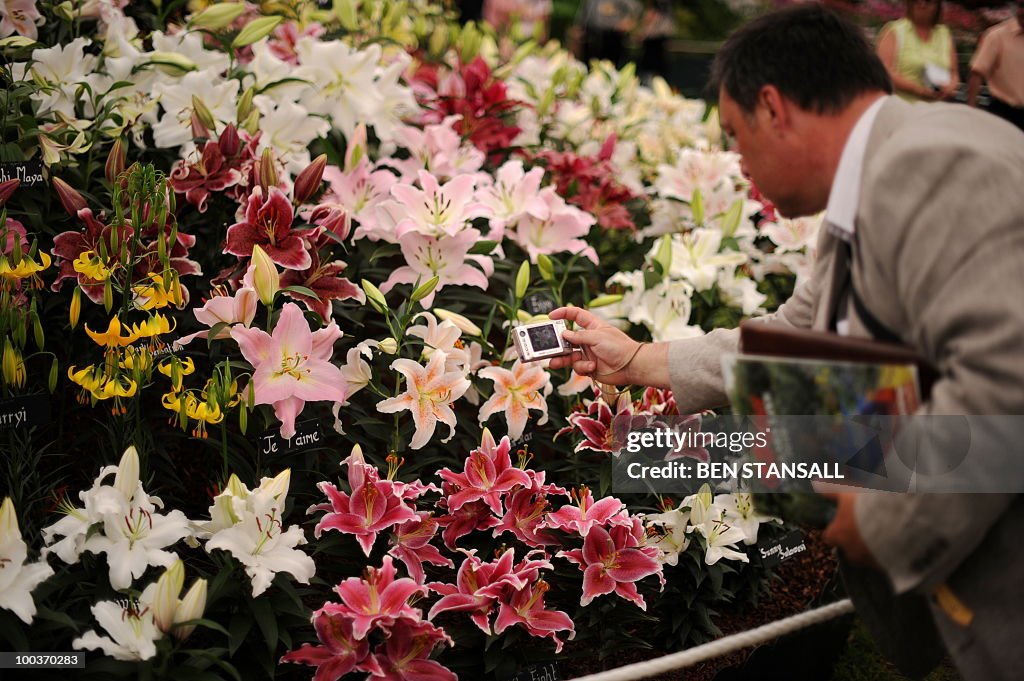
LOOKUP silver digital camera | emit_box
[512,319,575,362]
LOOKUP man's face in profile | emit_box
[718,88,818,219]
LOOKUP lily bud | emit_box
[232,16,284,49]
[515,260,530,299]
[190,110,209,140]
[0,497,17,539]
[173,578,208,641]
[52,177,87,217]
[721,198,744,238]
[361,279,388,313]
[0,36,38,49]
[1,340,20,387]
[114,445,141,501]
[588,293,624,308]
[225,473,248,499]
[105,138,126,184]
[192,96,217,132]
[248,244,279,307]
[258,148,278,191]
[654,234,673,279]
[152,560,185,634]
[146,51,197,76]
[691,187,705,226]
[236,87,256,124]
[260,468,292,501]
[536,254,555,283]
[294,154,327,204]
[334,0,358,30]
[460,22,482,62]
[53,1,74,21]
[0,179,19,207]
[378,337,398,355]
[410,275,439,304]
[434,308,482,337]
[345,124,367,172]
[241,108,261,135]
[219,125,241,158]
[190,2,246,30]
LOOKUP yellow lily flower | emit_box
[133,312,175,339]
[86,317,139,348]
[120,346,154,373]
[0,251,51,284]
[133,272,183,311]
[72,251,111,281]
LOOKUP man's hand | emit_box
[819,491,879,568]
[548,306,642,384]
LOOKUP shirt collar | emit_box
[824,96,888,238]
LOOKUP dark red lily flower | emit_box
[279,248,363,321]
[225,186,319,270]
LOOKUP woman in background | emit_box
[877,0,959,101]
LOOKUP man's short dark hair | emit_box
[708,5,892,115]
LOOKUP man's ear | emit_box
[757,85,791,134]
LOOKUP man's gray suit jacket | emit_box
[664,96,1024,680]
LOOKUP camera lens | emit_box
[519,330,526,336]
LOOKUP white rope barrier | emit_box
[568,598,855,681]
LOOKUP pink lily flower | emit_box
[478,361,552,442]
[388,512,453,584]
[494,487,559,547]
[555,392,645,454]
[380,228,493,308]
[437,430,531,515]
[365,619,455,681]
[390,169,490,239]
[280,610,374,681]
[311,445,419,555]
[177,285,258,347]
[427,549,526,634]
[544,486,628,538]
[225,186,317,270]
[435,494,500,550]
[321,158,399,243]
[376,352,471,450]
[230,302,346,439]
[509,187,598,265]
[475,160,549,238]
[324,556,425,640]
[494,579,575,653]
[559,524,662,610]
[388,116,486,182]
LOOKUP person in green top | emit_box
[876,0,960,101]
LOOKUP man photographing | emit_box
[549,5,1024,679]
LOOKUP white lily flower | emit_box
[73,599,160,661]
[42,447,192,590]
[202,469,315,597]
[698,519,750,566]
[716,493,779,546]
[644,507,692,566]
[143,560,207,641]
[0,498,54,624]
[663,229,748,291]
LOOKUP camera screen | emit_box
[527,324,560,352]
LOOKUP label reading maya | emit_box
[758,529,808,568]
[0,160,44,187]
[260,420,324,456]
[0,395,51,430]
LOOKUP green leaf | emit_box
[468,240,498,255]
[207,321,230,347]
[228,614,252,656]
[250,596,279,652]
[720,198,745,237]
[281,285,321,301]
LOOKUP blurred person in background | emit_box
[573,0,641,67]
[484,0,553,40]
[967,1,1024,131]
[877,0,960,101]
[637,0,676,83]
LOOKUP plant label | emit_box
[0,395,50,430]
[0,160,44,187]
[758,529,807,568]
[260,420,323,456]
[503,662,560,681]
